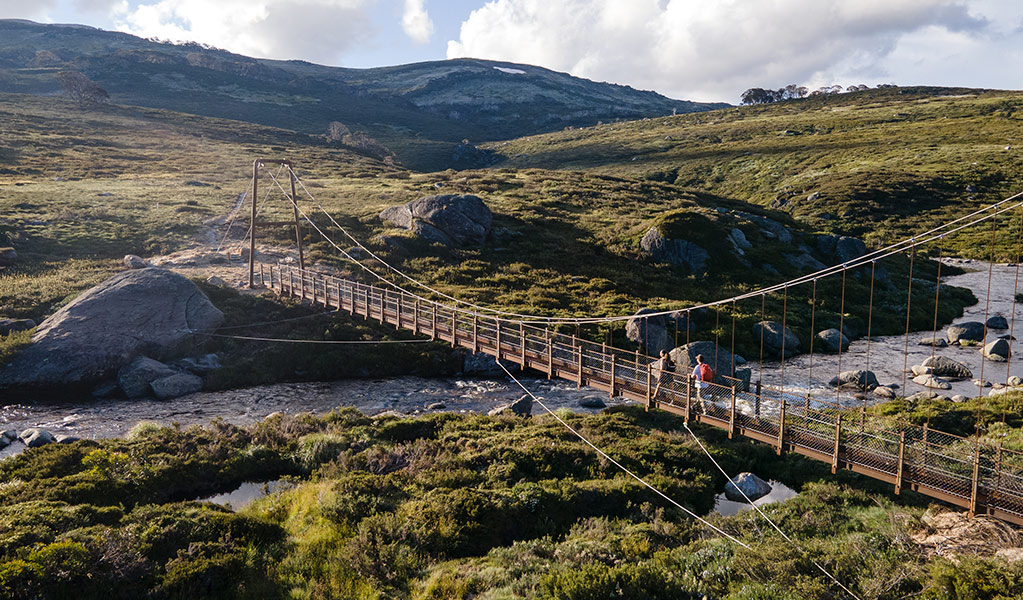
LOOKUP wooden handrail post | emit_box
[832,414,842,474]
[396,295,402,329]
[728,386,737,438]
[685,375,692,422]
[412,299,420,334]
[575,336,583,388]
[970,441,982,517]
[777,400,786,455]
[895,430,906,494]
[609,358,616,399]
[546,330,553,379]
[380,288,386,324]
[451,310,457,348]
[496,320,502,360]
[473,313,479,353]
[248,159,258,287]
[431,303,437,341]
[922,423,929,468]
[646,363,653,411]
[754,380,762,418]
[520,322,526,365]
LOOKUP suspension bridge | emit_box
[234,158,1023,527]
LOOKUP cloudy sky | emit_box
[3,0,1022,103]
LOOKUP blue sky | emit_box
[3,1,1023,103]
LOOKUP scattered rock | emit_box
[0,318,35,336]
[816,328,850,353]
[907,391,942,402]
[951,395,968,403]
[0,268,224,389]
[205,275,227,287]
[462,351,519,376]
[835,236,867,263]
[921,356,973,379]
[987,315,1009,330]
[724,472,772,502]
[578,397,607,409]
[626,308,672,356]
[1009,376,1023,387]
[946,322,986,344]
[488,394,532,417]
[982,338,1011,361]
[785,252,827,272]
[123,254,147,269]
[874,386,896,399]
[54,434,80,444]
[972,379,992,388]
[911,365,933,376]
[913,374,952,390]
[752,321,800,357]
[19,428,54,448]
[91,379,120,398]
[150,372,203,400]
[918,336,948,348]
[1,429,16,442]
[829,370,879,390]
[0,437,8,450]
[380,194,493,247]
[807,191,821,202]
[729,228,752,251]
[172,353,222,374]
[118,357,178,399]
[640,227,710,275]
[426,402,446,410]
[0,247,17,266]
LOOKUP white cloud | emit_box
[113,0,375,64]
[0,0,57,20]
[446,0,992,102]
[401,0,433,43]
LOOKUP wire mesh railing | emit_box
[260,263,1023,523]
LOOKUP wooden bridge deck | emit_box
[258,263,1023,525]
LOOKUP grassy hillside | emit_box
[0,19,726,171]
[491,86,1023,256]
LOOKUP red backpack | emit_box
[698,363,715,383]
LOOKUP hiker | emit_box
[651,349,675,401]
[692,354,714,409]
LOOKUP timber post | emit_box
[496,320,502,360]
[520,322,526,365]
[248,159,258,288]
[646,363,653,411]
[431,303,437,341]
[473,313,479,353]
[609,359,616,399]
[451,310,457,348]
[413,299,420,334]
[832,414,842,474]
[728,386,737,438]
[895,430,906,494]
[970,441,982,517]
[777,399,785,455]
[754,380,762,418]
[546,330,553,379]
[289,169,304,272]
[576,337,584,388]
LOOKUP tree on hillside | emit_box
[740,84,807,105]
[57,70,109,106]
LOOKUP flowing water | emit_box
[748,259,1023,404]
[3,260,1021,457]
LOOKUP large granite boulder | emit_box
[118,356,178,398]
[829,370,879,390]
[752,321,800,357]
[921,356,973,379]
[946,322,986,344]
[380,194,492,247]
[640,227,710,275]
[913,374,952,390]
[488,394,532,417]
[724,472,772,502]
[151,373,203,399]
[982,338,1011,362]
[19,428,54,448]
[626,308,672,356]
[816,328,850,353]
[987,315,1009,330]
[815,234,868,264]
[0,268,223,389]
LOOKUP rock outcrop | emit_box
[829,370,880,390]
[0,268,223,389]
[946,322,986,344]
[0,318,35,336]
[982,338,1011,362]
[380,194,492,247]
[752,321,800,357]
[724,472,772,502]
[921,356,973,379]
[639,227,709,275]
[626,308,672,356]
[816,328,850,353]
